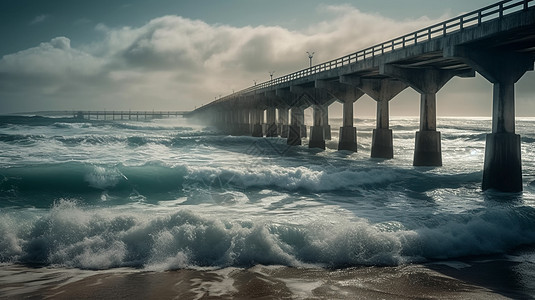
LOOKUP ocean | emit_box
[1,113,534,299]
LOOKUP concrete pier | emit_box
[290,86,332,149]
[188,1,535,193]
[360,79,407,159]
[288,106,304,145]
[317,79,364,152]
[447,47,534,192]
[252,108,264,137]
[382,65,471,166]
[309,105,326,149]
[266,106,278,137]
[278,107,290,138]
[322,105,331,141]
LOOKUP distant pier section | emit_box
[74,110,186,120]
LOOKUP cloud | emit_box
[29,14,50,25]
[4,5,497,114]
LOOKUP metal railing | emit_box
[200,0,533,109]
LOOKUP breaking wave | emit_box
[1,200,534,270]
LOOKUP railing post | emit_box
[478,11,482,25]
[525,0,529,10]
[499,3,503,18]
[460,17,464,30]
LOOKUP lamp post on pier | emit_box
[306,51,314,68]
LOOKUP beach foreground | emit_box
[1,256,533,299]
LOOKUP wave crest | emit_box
[4,201,534,270]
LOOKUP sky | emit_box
[1,0,534,116]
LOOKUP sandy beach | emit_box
[2,255,533,299]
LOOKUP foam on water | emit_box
[1,115,535,272]
[1,199,534,270]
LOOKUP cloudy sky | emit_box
[1,0,534,116]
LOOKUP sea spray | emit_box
[1,115,535,273]
[2,199,535,270]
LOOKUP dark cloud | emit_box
[1,5,531,116]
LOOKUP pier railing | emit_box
[74,111,185,120]
[203,0,533,108]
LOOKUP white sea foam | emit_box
[2,116,535,272]
[1,199,534,270]
[84,165,124,189]
[186,164,401,192]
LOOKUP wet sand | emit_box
[2,257,533,300]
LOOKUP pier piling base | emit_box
[287,125,302,145]
[280,125,289,138]
[338,126,357,152]
[252,124,263,137]
[414,131,442,166]
[482,133,522,192]
[309,126,326,149]
[300,125,307,138]
[266,123,278,137]
[324,125,331,140]
[371,128,393,159]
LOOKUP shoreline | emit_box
[1,257,532,299]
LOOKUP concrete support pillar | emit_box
[321,105,331,140]
[482,82,521,191]
[252,109,264,137]
[309,105,326,149]
[413,92,441,166]
[372,99,394,159]
[239,109,250,135]
[348,77,408,159]
[288,106,304,145]
[339,100,357,152]
[278,107,289,138]
[296,108,307,139]
[229,110,238,135]
[381,65,469,166]
[445,47,533,192]
[316,79,364,152]
[266,106,278,137]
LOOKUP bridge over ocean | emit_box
[187,0,535,193]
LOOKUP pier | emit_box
[74,111,186,120]
[187,0,535,193]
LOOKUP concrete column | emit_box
[316,79,364,152]
[482,81,520,191]
[297,108,307,139]
[252,109,263,137]
[229,109,237,135]
[372,99,393,158]
[243,109,251,135]
[339,100,357,152]
[381,65,470,166]
[288,106,303,145]
[446,47,533,192]
[351,77,407,159]
[322,105,331,140]
[266,106,278,137]
[238,109,247,135]
[309,105,326,149]
[342,100,354,127]
[278,107,289,138]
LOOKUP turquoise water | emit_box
[1,114,535,271]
